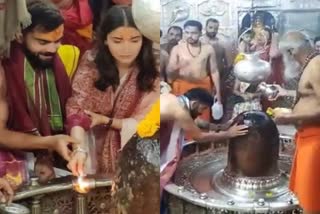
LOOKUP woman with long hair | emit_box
[66,5,159,176]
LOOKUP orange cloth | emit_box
[60,0,93,55]
[172,76,213,121]
[76,24,93,40]
[289,126,320,211]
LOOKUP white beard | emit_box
[282,52,301,81]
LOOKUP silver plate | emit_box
[165,147,300,212]
[0,203,30,214]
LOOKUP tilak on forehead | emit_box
[33,24,64,42]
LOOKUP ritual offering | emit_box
[113,100,160,214]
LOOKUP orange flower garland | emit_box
[137,99,160,138]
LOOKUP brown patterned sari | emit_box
[66,51,159,175]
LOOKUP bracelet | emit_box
[73,147,88,157]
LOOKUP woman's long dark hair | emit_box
[94,5,158,92]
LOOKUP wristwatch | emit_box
[105,118,113,128]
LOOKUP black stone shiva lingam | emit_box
[165,111,301,213]
[113,133,160,214]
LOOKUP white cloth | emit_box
[160,122,184,172]
[0,0,31,57]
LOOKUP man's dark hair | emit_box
[184,88,213,107]
[167,26,183,35]
[314,36,320,44]
[206,18,219,26]
[184,20,202,32]
[23,0,64,34]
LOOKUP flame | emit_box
[74,176,91,193]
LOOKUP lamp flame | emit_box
[73,176,92,194]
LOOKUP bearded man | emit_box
[200,18,228,76]
[160,26,183,55]
[167,20,221,122]
[0,0,82,184]
[160,88,247,196]
[271,31,320,214]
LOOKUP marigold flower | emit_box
[137,99,160,138]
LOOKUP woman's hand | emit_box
[84,110,110,128]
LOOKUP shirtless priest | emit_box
[271,31,320,214]
[167,20,221,122]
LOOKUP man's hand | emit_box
[47,135,79,162]
[34,157,56,184]
[268,84,287,101]
[273,107,292,115]
[226,124,248,138]
[67,151,87,177]
[0,178,13,204]
[215,93,222,104]
[208,123,219,131]
[274,114,293,125]
[220,118,234,131]
[273,107,293,125]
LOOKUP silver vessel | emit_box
[258,82,279,100]
[233,53,272,84]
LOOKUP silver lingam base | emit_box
[165,146,301,213]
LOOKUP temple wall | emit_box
[161,0,320,42]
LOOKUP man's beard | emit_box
[23,45,55,69]
[168,38,178,45]
[206,32,217,39]
[190,108,200,119]
[282,52,301,81]
[187,38,199,45]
